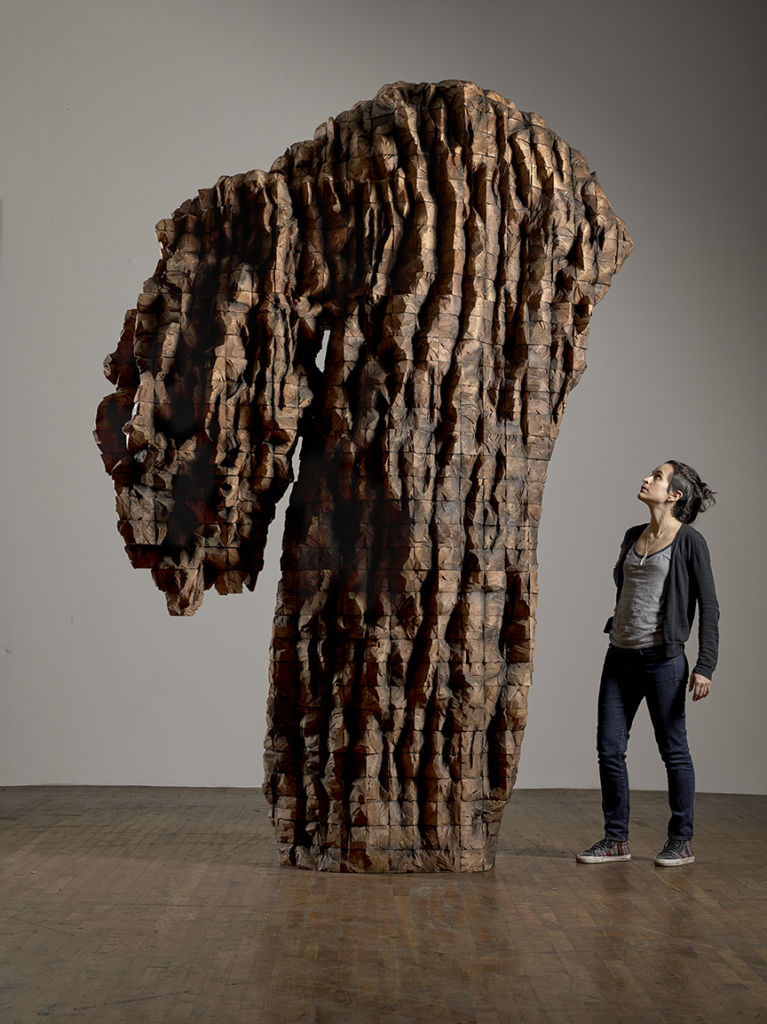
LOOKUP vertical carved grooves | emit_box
[95,81,631,871]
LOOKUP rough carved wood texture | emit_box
[95,81,632,872]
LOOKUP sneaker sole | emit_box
[654,855,695,867]
[576,853,631,864]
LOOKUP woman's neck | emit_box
[647,508,680,537]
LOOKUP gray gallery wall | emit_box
[1,0,765,797]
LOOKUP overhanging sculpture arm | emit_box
[95,170,324,615]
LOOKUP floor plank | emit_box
[1,787,765,1023]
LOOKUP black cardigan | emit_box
[604,523,720,678]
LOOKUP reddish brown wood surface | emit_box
[95,81,632,871]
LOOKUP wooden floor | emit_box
[1,788,765,1024]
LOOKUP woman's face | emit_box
[638,463,677,507]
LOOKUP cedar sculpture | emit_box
[96,81,632,871]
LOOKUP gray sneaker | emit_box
[654,838,694,867]
[576,838,631,863]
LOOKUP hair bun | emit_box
[699,484,716,513]
[668,461,716,524]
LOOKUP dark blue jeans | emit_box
[597,645,694,841]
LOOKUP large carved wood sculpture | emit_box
[96,81,631,872]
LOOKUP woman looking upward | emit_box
[577,461,719,867]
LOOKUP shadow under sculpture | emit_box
[95,81,632,872]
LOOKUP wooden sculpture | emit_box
[96,81,632,871]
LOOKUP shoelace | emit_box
[661,839,688,855]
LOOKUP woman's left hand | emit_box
[689,673,711,701]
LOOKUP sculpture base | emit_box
[278,840,499,873]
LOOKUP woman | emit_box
[576,461,718,867]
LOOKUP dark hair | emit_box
[666,460,716,524]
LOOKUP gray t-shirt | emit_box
[610,541,673,649]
